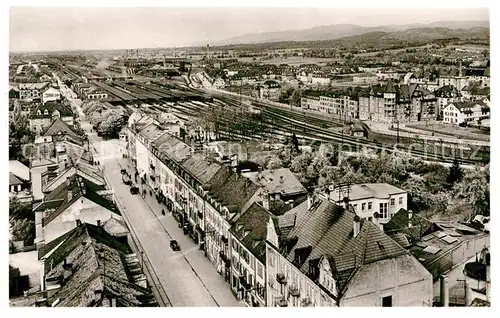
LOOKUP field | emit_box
[354,44,432,57]
[238,56,344,66]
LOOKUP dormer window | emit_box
[44,109,49,115]
[37,110,41,115]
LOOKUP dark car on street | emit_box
[122,174,132,185]
[170,240,180,251]
[130,186,139,195]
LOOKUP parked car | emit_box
[122,174,132,185]
[130,186,139,195]
[170,240,180,251]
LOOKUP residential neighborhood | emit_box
[9,7,490,308]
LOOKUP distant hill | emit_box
[209,20,489,45]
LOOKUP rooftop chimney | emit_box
[76,219,82,227]
[372,212,383,231]
[67,191,72,202]
[307,194,314,210]
[353,215,361,238]
[408,210,413,227]
[343,196,350,210]
[66,177,71,186]
[97,220,101,227]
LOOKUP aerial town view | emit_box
[8,6,490,308]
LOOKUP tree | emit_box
[98,111,125,137]
[453,165,490,216]
[10,218,35,245]
[290,133,299,154]
[267,155,283,170]
[447,158,463,184]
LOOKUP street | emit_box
[62,87,242,307]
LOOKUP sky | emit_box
[9,6,490,52]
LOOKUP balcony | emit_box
[219,251,231,267]
[289,285,300,297]
[276,273,287,285]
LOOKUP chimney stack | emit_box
[67,191,72,202]
[439,274,449,307]
[343,196,350,210]
[307,194,314,210]
[66,177,71,186]
[373,212,384,232]
[97,220,101,227]
[408,210,413,227]
[76,219,82,227]
[353,215,361,238]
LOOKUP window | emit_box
[379,203,388,218]
[353,204,358,210]
[368,202,372,210]
[382,295,392,307]
[257,263,263,278]
[390,198,395,206]
[361,203,366,211]
[399,197,403,205]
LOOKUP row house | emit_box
[130,119,282,306]
[266,195,433,307]
[229,203,270,306]
[358,82,438,123]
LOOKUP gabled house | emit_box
[266,195,433,307]
[242,168,307,211]
[29,101,74,134]
[442,101,490,126]
[33,174,120,248]
[255,80,281,101]
[18,82,50,101]
[41,87,61,104]
[9,160,32,202]
[37,222,157,307]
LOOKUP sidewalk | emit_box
[116,158,242,307]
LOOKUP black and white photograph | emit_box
[6,1,493,309]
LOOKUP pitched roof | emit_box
[243,168,307,197]
[384,80,397,94]
[18,82,49,90]
[29,101,73,119]
[208,167,260,214]
[43,223,157,307]
[278,196,409,293]
[43,118,82,141]
[39,174,119,226]
[9,160,30,181]
[230,203,271,263]
[384,208,435,241]
[9,172,24,186]
[451,101,481,110]
[180,153,224,185]
[102,215,129,237]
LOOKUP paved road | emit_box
[64,91,242,307]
